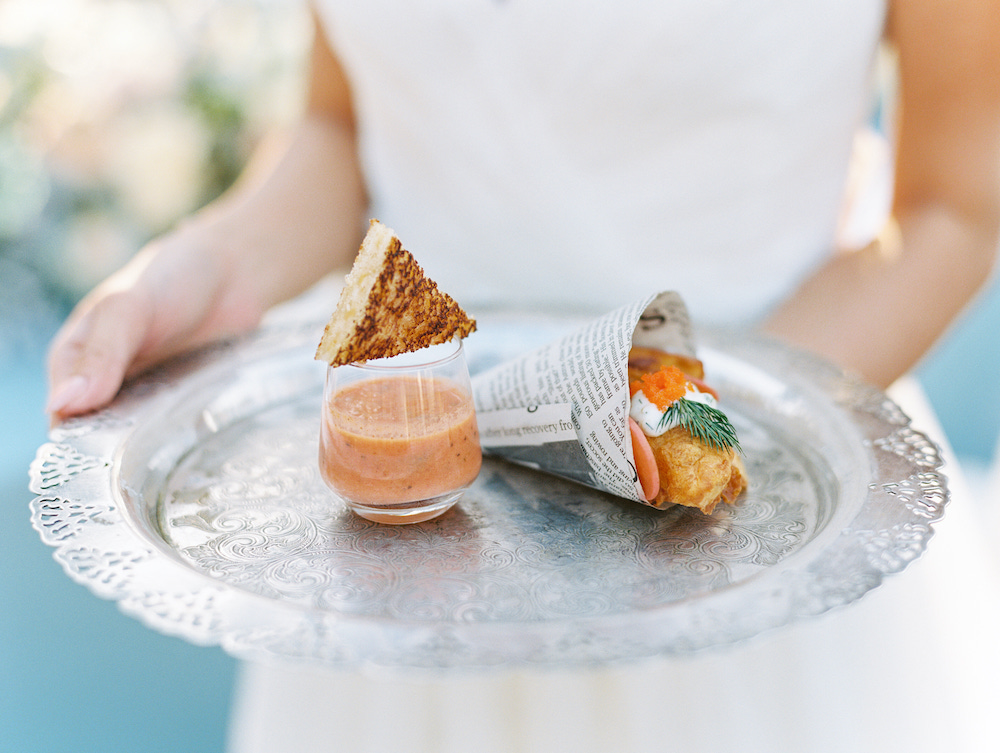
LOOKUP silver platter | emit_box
[29,313,947,671]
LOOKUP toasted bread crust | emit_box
[315,220,476,366]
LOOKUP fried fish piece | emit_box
[628,346,704,384]
[645,427,747,514]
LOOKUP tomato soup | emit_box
[319,375,481,507]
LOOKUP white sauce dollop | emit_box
[629,384,718,437]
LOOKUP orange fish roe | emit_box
[634,366,690,410]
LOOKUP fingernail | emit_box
[46,375,90,415]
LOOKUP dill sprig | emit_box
[658,398,742,454]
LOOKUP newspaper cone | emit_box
[471,291,695,504]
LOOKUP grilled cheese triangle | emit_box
[315,219,476,366]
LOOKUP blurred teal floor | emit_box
[0,293,237,753]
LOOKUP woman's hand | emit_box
[45,224,266,419]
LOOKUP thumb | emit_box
[46,290,154,419]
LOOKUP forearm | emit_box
[762,206,998,388]
[181,112,367,315]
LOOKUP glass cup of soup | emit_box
[319,339,482,524]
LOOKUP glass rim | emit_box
[335,338,465,372]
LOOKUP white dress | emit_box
[316,0,883,325]
[229,2,1000,751]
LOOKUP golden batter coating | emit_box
[315,220,476,366]
[646,427,747,514]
